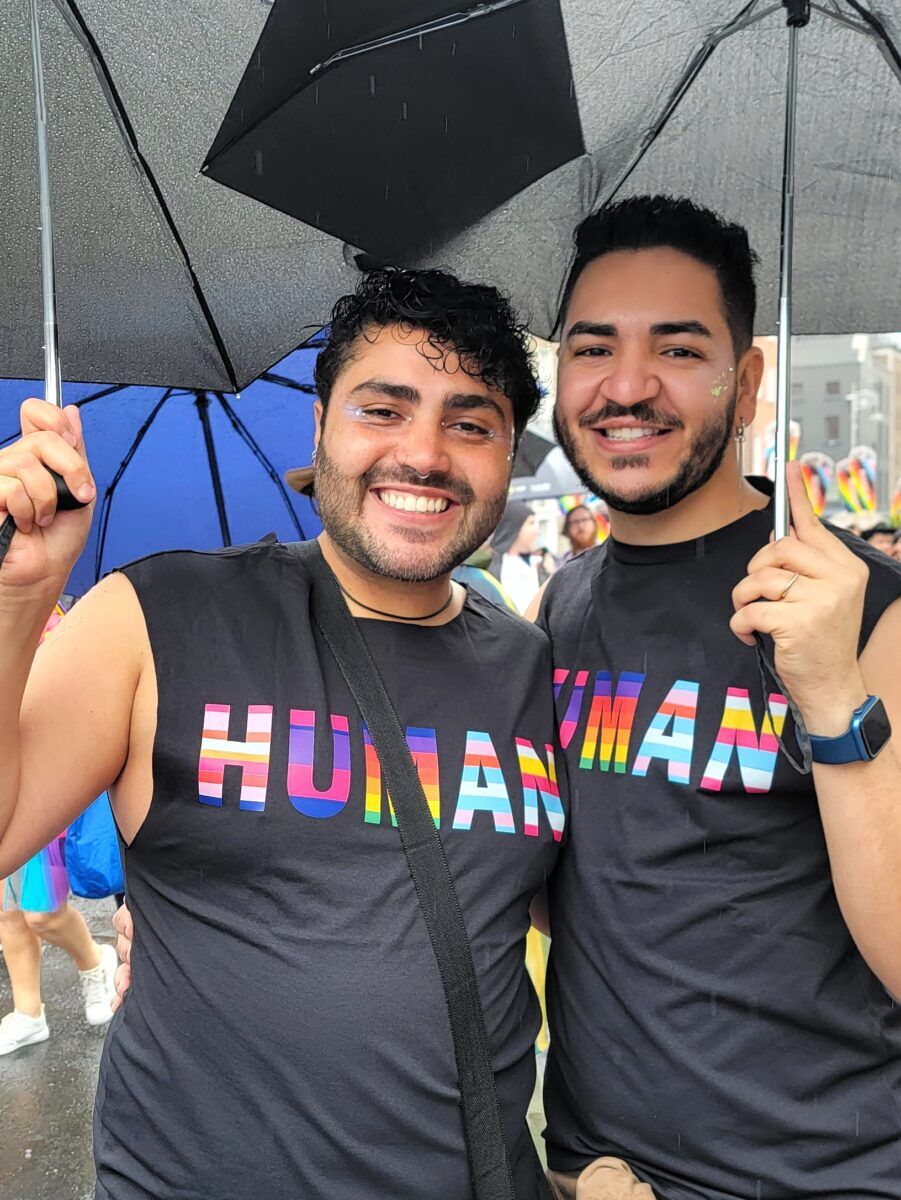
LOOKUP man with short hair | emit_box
[0,268,565,1199]
[559,504,598,562]
[861,523,896,556]
[538,196,901,1200]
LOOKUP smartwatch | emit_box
[808,695,892,765]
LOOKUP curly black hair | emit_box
[559,195,759,356]
[314,267,541,438]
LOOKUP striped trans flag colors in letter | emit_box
[632,680,700,785]
[701,688,789,794]
[198,704,273,811]
[452,731,516,834]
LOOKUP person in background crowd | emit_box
[559,504,599,564]
[892,531,901,563]
[452,539,520,610]
[488,499,553,613]
[860,522,896,556]
[0,836,117,1055]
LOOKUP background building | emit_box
[752,335,900,515]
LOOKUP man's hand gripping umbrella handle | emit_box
[0,473,87,569]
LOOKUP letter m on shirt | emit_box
[579,671,645,773]
[198,704,273,811]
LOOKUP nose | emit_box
[395,415,452,476]
[599,347,661,408]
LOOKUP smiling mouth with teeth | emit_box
[599,427,671,442]
[376,489,451,514]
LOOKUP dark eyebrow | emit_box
[650,320,712,338]
[348,379,420,403]
[566,321,617,340]
[444,393,507,422]
[566,319,713,340]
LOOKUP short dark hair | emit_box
[559,195,759,356]
[861,524,895,541]
[315,267,541,438]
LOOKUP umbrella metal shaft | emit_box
[29,0,63,411]
[774,21,801,540]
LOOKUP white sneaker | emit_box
[0,1008,50,1056]
[79,943,118,1027]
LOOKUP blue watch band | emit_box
[808,695,883,764]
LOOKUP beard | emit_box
[314,442,508,582]
[553,389,737,516]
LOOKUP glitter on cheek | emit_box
[710,367,735,398]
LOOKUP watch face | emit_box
[860,699,892,759]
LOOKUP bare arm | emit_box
[529,884,550,936]
[732,463,901,997]
[0,574,151,877]
[524,579,549,625]
[810,599,901,998]
[0,401,150,876]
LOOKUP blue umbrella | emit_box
[0,341,323,596]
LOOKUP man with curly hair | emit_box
[0,269,563,1199]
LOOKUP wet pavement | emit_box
[0,896,116,1200]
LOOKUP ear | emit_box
[313,400,324,447]
[736,344,763,430]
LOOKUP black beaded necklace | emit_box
[337,581,455,622]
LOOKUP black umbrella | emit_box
[206,0,901,537]
[203,0,582,262]
[1,0,360,391]
[509,429,583,500]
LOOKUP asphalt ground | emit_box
[0,894,116,1200]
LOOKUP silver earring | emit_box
[736,419,745,486]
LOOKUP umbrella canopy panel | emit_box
[0,344,321,595]
[0,0,358,390]
[204,0,584,262]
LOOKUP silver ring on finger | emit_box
[779,570,800,600]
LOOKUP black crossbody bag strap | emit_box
[287,540,530,1200]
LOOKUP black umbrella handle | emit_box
[0,471,88,570]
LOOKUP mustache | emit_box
[360,465,475,506]
[577,401,684,430]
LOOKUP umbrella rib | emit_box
[71,384,128,408]
[214,392,307,541]
[259,372,317,395]
[0,384,124,448]
[195,393,233,547]
[595,0,781,210]
[308,0,529,79]
[93,388,175,584]
[203,0,528,166]
[51,0,240,393]
[826,1,901,81]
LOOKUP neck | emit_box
[607,458,770,547]
[317,533,464,624]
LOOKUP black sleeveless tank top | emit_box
[93,541,565,1200]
